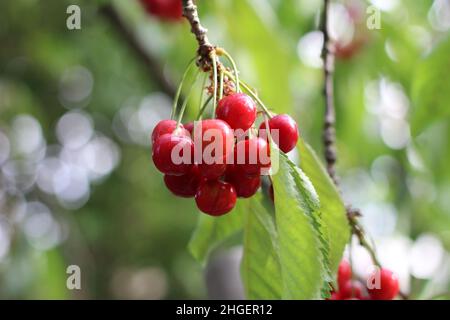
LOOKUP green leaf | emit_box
[270,144,328,299]
[188,204,244,264]
[411,36,450,135]
[297,139,350,275]
[241,193,283,299]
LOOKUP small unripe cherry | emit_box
[152,119,189,144]
[195,180,237,216]
[225,166,261,198]
[259,114,299,153]
[216,93,257,131]
[368,268,399,300]
[152,133,194,176]
[234,137,271,177]
[163,166,200,197]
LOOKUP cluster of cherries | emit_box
[151,92,299,216]
[329,260,400,300]
[139,0,183,21]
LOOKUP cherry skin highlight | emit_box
[216,93,257,131]
[195,180,237,216]
[259,114,299,153]
[163,166,200,198]
[152,133,194,176]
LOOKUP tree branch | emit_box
[181,0,215,69]
[100,4,176,98]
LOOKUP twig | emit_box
[182,0,215,69]
[100,4,176,98]
[320,0,338,186]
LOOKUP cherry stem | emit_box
[198,72,208,117]
[176,69,201,128]
[171,57,196,120]
[219,69,224,100]
[196,95,213,120]
[211,51,218,117]
[220,49,240,93]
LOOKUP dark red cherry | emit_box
[151,120,189,144]
[195,180,237,216]
[152,133,193,175]
[198,162,227,180]
[234,137,271,177]
[259,114,299,153]
[225,166,261,198]
[140,0,183,21]
[193,119,234,169]
[163,166,200,197]
[216,93,257,131]
[338,260,352,290]
[340,280,367,300]
[368,268,399,300]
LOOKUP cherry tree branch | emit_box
[181,0,215,69]
[100,4,177,98]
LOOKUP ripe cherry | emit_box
[163,166,200,198]
[234,137,271,177]
[193,119,234,168]
[198,162,227,180]
[368,268,399,300]
[139,0,183,21]
[337,260,352,290]
[259,114,299,153]
[216,93,257,131]
[225,166,261,198]
[152,120,189,144]
[152,133,194,176]
[184,121,194,136]
[340,280,367,300]
[195,180,237,216]
[327,291,341,300]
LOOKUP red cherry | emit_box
[338,260,352,290]
[340,280,367,300]
[140,0,183,21]
[198,162,227,180]
[368,268,399,300]
[184,121,194,136]
[152,133,193,175]
[259,114,299,153]
[225,166,261,198]
[195,180,237,216]
[234,137,271,177]
[327,291,341,300]
[216,93,257,131]
[163,166,200,197]
[193,119,234,168]
[152,120,189,144]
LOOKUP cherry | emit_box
[193,119,234,168]
[259,114,299,153]
[163,166,200,198]
[234,137,271,177]
[152,133,194,176]
[152,120,189,144]
[139,0,183,21]
[216,93,257,131]
[198,162,227,180]
[337,260,352,290]
[327,291,341,300]
[340,280,367,300]
[195,180,237,216]
[225,166,261,198]
[184,121,194,136]
[368,268,399,300]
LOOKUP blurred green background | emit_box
[0,0,449,299]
